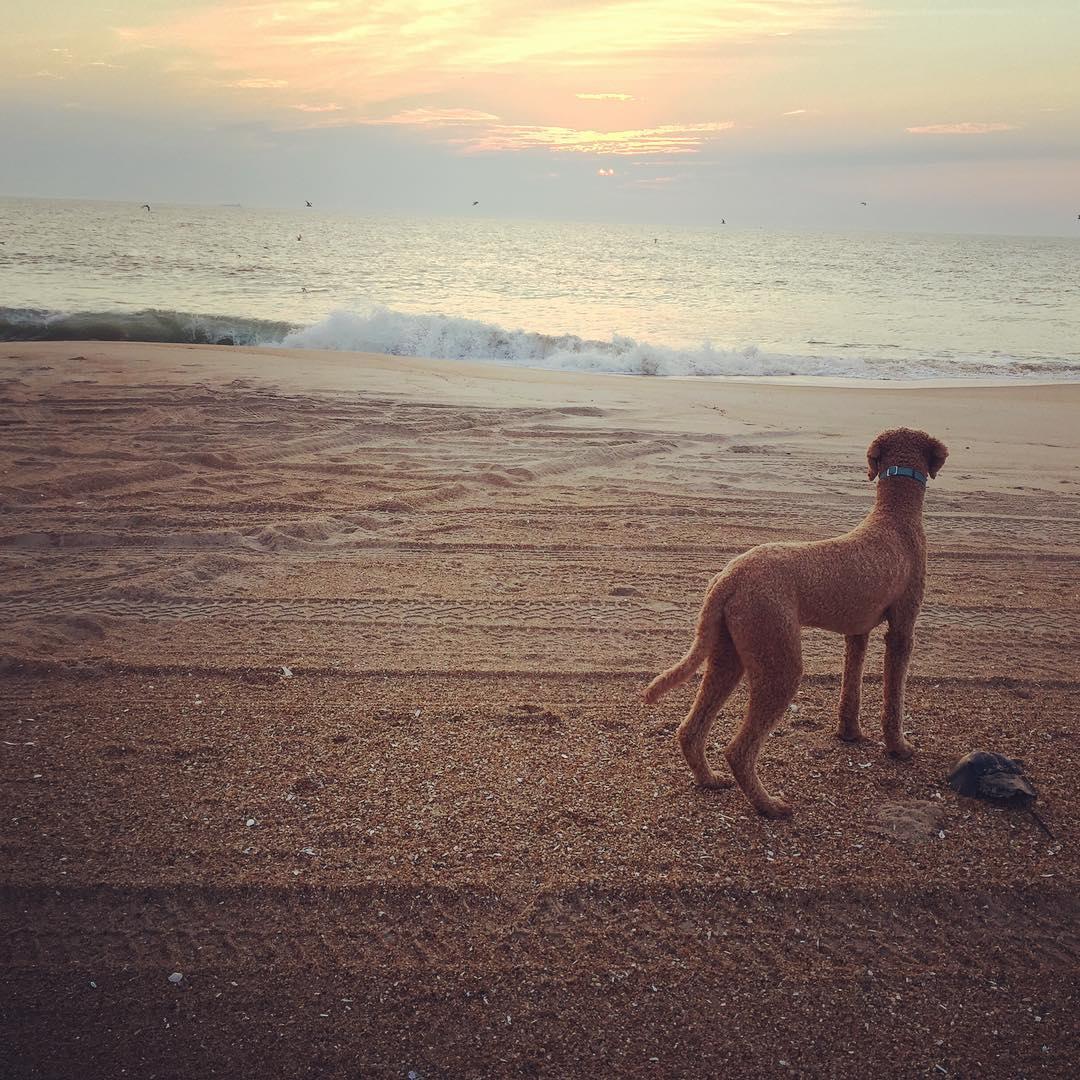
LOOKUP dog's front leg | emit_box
[836,633,869,742]
[881,622,915,758]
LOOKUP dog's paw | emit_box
[886,739,915,760]
[698,774,734,791]
[835,726,866,743]
[755,796,794,819]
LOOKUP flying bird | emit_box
[305,200,312,207]
[472,201,479,206]
[296,234,302,241]
[142,204,151,212]
[860,201,868,206]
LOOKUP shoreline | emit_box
[12,336,1080,389]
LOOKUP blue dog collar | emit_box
[880,465,928,486]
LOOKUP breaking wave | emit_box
[3,304,1078,381]
[0,306,292,346]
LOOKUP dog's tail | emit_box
[642,579,730,705]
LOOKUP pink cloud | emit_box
[113,1,862,134]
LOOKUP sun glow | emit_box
[100,0,862,156]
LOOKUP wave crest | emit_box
[279,306,1080,380]
[281,307,769,376]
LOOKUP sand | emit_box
[1,341,1077,1078]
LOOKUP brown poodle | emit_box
[644,428,948,818]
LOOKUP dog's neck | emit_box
[873,470,927,519]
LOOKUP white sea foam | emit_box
[278,305,1080,381]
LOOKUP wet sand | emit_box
[2,342,1078,1078]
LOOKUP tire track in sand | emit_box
[0,595,1074,639]
[3,883,1075,978]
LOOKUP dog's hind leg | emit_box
[836,632,869,742]
[724,612,802,818]
[882,616,916,759]
[676,630,743,790]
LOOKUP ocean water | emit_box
[2,196,1078,380]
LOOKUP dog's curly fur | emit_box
[644,428,948,818]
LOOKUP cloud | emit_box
[597,167,615,176]
[782,108,807,116]
[290,103,344,113]
[373,107,501,127]
[362,106,733,155]
[114,2,864,122]
[455,120,736,155]
[905,122,1017,135]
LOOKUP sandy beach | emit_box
[2,341,1078,1078]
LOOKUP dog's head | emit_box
[866,428,949,481]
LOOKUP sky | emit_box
[2,1,1078,234]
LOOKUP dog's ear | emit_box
[926,436,949,479]
[866,432,885,480]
